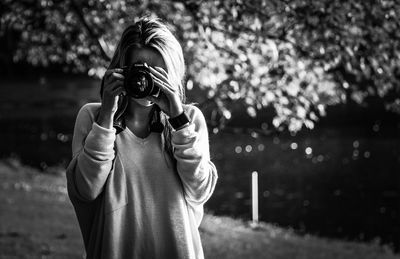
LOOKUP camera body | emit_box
[122,62,160,98]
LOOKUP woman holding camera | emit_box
[66,16,218,259]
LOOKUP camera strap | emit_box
[149,105,165,133]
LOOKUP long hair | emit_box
[100,16,186,161]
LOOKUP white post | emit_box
[252,171,259,225]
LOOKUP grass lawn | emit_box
[0,157,397,259]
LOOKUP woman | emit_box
[66,16,218,259]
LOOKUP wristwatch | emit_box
[168,111,190,130]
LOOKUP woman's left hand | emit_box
[147,66,183,118]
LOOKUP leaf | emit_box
[247,106,257,118]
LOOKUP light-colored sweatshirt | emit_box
[65,103,218,259]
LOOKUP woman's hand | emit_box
[97,68,127,129]
[147,66,183,118]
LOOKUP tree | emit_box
[1,0,399,133]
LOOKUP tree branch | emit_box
[69,0,111,61]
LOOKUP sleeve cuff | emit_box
[171,123,197,145]
[93,121,117,134]
[84,122,116,152]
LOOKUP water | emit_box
[1,77,399,250]
[208,126,400,249]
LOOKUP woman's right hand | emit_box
[97,68,126,129]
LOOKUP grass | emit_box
[0,157,398,259]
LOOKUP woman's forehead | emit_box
[127,47,167,71]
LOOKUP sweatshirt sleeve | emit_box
[68,103,117,201]
[171,105,218,208]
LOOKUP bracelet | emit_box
[168,111,190,130]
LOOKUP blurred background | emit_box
[0,0,399,258]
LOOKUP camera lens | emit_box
[123,63,159,98]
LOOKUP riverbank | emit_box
[0,157,397,259]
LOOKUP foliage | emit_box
[1,0,399,132]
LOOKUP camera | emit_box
[122,62,160,98]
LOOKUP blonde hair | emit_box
[100,16,187,161]
[103,16,186,102]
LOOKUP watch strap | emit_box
[168,111,190,130]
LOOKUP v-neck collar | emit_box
[124,126,152,145]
